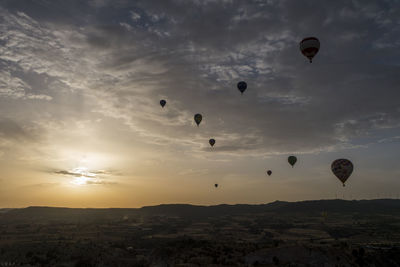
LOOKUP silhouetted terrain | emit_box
[2,199,400,223]
[1,199,400,266]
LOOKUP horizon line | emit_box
[1,198,399,210]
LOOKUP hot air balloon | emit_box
[209,138,215,147]
[215,183,218,188]
[267,170,272,176]
[194,113,202,126]
[237,81,247,94]
[160,99,166,108]
[331,159,353,187]
[300,37,320,63]
[288,156,297,167]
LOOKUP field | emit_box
[0,200,400,266]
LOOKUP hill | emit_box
[0,199,399,224]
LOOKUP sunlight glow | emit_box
[69,167,96,186]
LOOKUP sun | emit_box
[71,176,90,186]
[69,167,96,186]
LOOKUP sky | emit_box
[0,0,399,208]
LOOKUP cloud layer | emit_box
[1,0,399,155]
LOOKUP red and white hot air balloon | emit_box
[300,37,320,63]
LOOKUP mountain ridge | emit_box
[0,199,399,224]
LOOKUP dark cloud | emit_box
[1,0,93,25]
[0,0,399,157]
[53,169,118,185]
[54,169,115,177]
[377,135,400,144]
[91,170,121,175]
[54,170,83,177]
[53,169,118,178]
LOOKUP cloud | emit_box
[0,118,31,140]
[23,182,60,188]
[53,168,118,186]
[54,168,116,178]
[0,0,399,160]
[85,180,117,185]
[130,11,141,21]
[177,168,209,176]
[54,170,85,177]
[378,136,400,144]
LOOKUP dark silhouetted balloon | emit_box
[160,99,166,108]
[214,183,218,188]
[267,170,272,176]
[288,156,297,167]
[194,113,202,126]
[209,138,215,147]
[300,37,320,63]
[237,81,247,94]
[331,159,353,187]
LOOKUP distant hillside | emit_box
[140,199,400,217]
[0,199,399,224]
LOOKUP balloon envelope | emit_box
[267,170,272,176]
[300,37,320,63]
[237,81,247,94]
[214,183,218,188]
[331,159,353,186]
[160,99,166,108]
[288,156,297,167]
[209,138,215,147]
[194,114,202,126]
